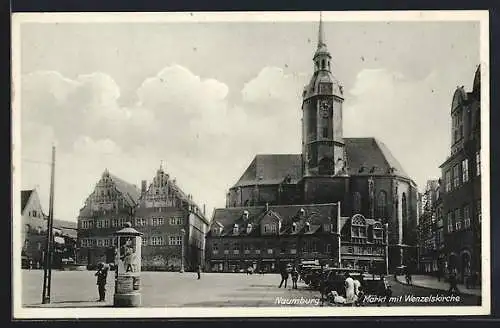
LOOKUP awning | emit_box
[54,236,65,244]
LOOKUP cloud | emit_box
[20,61,461,221]
[344,68,452,189]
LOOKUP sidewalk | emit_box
[395,274,482,296]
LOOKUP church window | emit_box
[377,191,387,218]
[322,127,328,138]
[321,59,326,69]
[402,193,408,226]
[353,192,362,213]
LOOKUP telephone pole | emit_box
[42,146,56,304]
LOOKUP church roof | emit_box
[345,138,411,179]
[234,154,303,188]
[231,137,411,189]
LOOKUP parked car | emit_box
[394,265,407,275]
[300,265,324,288]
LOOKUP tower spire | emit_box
[318,11,325,48]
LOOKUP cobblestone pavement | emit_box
[21,270,481,308]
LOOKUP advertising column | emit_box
[113,223,143,307]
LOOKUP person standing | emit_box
[291,266,299,289]
[344,272,356,305]
[95,262,109,302]
[197,265,201,280]
[353,278,361,299]
[448,271,460,295]
[278,265,289,288]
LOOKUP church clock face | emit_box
[320,100,331,118]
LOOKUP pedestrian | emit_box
[448,271,460,295]
[344,272,356,306]
[196,265,201,280]
[384,284,392,307]
[278,265,289,288]
[405,267,412,285]
[28,259,33,270]
[353,278,361,299]
[291,266,299,289]
[437,267,442,282]
[95,262,109,302]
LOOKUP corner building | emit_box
[77,167,209,271]
[439,66,481,283]
[208,17,419,272]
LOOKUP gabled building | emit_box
[21,189,77,269]
[206,203,387,273]
[77,166,209,271]
[439,65,481,283]
[135,165,208,271]
[77,169,142,266]
[218,16,418,271]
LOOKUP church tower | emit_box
[301,13,345,177]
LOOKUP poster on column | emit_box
[117,236,141,274]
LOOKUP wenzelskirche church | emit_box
[205,17,418,274]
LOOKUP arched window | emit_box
[377,191,387,218]
[353,192,362,214]
[321,59,326,69]
[402,193,408,222]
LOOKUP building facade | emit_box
[77,167,209,271]
[417,180,445,275]
[206,203,388,273]
[209,17,418,272]
[439,66,481,283]
[21,189,77,269]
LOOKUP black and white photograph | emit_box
[11,11,490,318]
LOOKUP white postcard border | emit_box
[11,10,491,318]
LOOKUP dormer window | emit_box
[246,223,252,234]
[243,210,249,220]
[233,224,239,234]
[299,208,306,217]
[292,222,297,233]
[305,222,310,232]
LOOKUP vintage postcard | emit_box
[11,10,490,318]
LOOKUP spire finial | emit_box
[318,11,325,48]
[160,160,163,171]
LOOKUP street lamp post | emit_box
[180,228,185,273]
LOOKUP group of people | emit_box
[327,272,367,306]
[278,264,300,289]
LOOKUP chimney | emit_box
[203,204,206,216]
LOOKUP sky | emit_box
[17,15,480,222]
